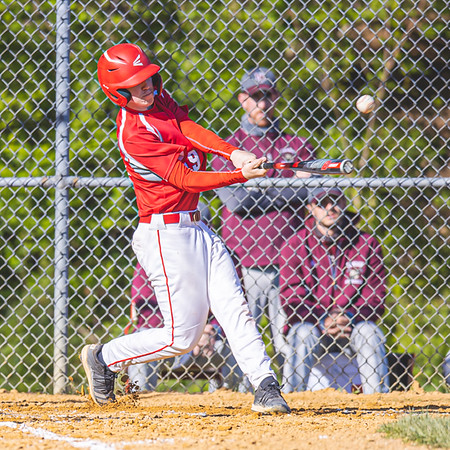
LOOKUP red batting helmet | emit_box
[97,43,161,107]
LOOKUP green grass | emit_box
[378,412,450,449]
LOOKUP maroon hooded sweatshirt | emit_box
[278,212,386,334]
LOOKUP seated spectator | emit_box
[126,263,246,392]
[278,187,390,394]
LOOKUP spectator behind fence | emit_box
[126,262,246,392]
[211,67,315,361]
[279,187,390,394]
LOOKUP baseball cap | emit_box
[240,67,279,95]
[308,187,347,207]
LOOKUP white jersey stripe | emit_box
[186,136,231,157]
[139,114,163,142]
[118,108,163,182]
[117,108,128,155]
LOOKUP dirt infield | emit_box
[0,388,448,449]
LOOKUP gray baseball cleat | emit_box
[80,344,117,406]
[251,376,291,414]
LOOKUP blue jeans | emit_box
[444,350,450,386]
[282,321,390,394]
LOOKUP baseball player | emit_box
[80,43,290,414]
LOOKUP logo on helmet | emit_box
[103,50,126,64]
[253,71,267,84]
[133,55,143,66]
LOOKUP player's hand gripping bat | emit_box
[260,158,354,174]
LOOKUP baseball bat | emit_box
[260,158,354,174]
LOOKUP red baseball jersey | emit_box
[116,89,245,217]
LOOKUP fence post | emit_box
[53,0,71,394]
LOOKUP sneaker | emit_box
[251,376,291,414]
[80,344,117,406]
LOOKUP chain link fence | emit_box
[0,0,448,394]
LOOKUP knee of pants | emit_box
[287,322,319,346]
[172,326,204,354]
[351,321,386,346]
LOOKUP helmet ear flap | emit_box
[151,73,162,95]
[117,88,132,104]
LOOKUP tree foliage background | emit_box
[0,0,448,392]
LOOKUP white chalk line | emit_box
[0,421,115,449]
[0,421,175,449]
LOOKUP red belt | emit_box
[139,210,201,224]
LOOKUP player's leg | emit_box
[350,321,390,393]
[124,325,161,391]
[81,219,210,405]
[103,223,210,369]
[205,225,290,413]
[206,230,272,386]
[281,322,320,393]
[240,266,275,387]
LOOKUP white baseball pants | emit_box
[101,212,275,389]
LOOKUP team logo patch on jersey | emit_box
[184,150,201,171]
[344,261,364,285]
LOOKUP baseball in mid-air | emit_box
[356,95,375,114]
